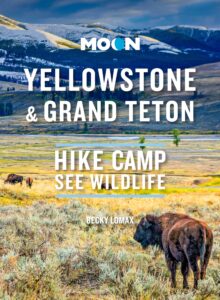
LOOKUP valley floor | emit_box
[0,134,219,299]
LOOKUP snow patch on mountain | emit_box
[30,23,124,44]
[0,26,50,46]
[149,43,181,53]
[139,35,181,53]
[159,50,179,55]
[36,29,80,49]
[24,56,71,68]
[0,57,6,64]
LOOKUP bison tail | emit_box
[200,227,206,268]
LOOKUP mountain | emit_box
[0,15,220,133]
[0,61,220,134]
[166,25,220,52]
[1,15,220,81]
[0,14,24,30]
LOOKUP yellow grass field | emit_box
[0,134,219,299]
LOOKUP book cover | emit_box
[0,1,219,299]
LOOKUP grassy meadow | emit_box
[0,134,219,299]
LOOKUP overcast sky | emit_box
[0,0,220,28]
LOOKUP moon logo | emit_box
[112,37,125,51]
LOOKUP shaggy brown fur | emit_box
[26,177,33,188]
[134,213,213,289]
[101,183,112,190]
[4,174,23,185]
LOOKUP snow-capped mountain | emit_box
[1,14,220,80]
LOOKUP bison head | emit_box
[134,215,162,249]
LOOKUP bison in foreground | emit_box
[134,213,213,289]
[4,174,23,185]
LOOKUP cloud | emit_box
[0,0,220,28]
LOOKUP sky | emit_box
[0,0,220,28]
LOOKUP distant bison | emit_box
[4,174,15,183]
[134,213,213,289]
[101,183,112,190]
[4,174,23,185]
[192,179,208,186]
[193,179,202,185]
[26,177,33,188]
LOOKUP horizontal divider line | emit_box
[56,194,165,199]
[56,143,165,147]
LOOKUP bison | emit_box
[4,174,15,183]
[4,174,23,185]
[101,183,112,190]
[134,213,213,289]
[26,177,33,188]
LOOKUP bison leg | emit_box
[166,255,177,288]
[187,256,200,289]
[201,243,212,280]
[181,258,189,289]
